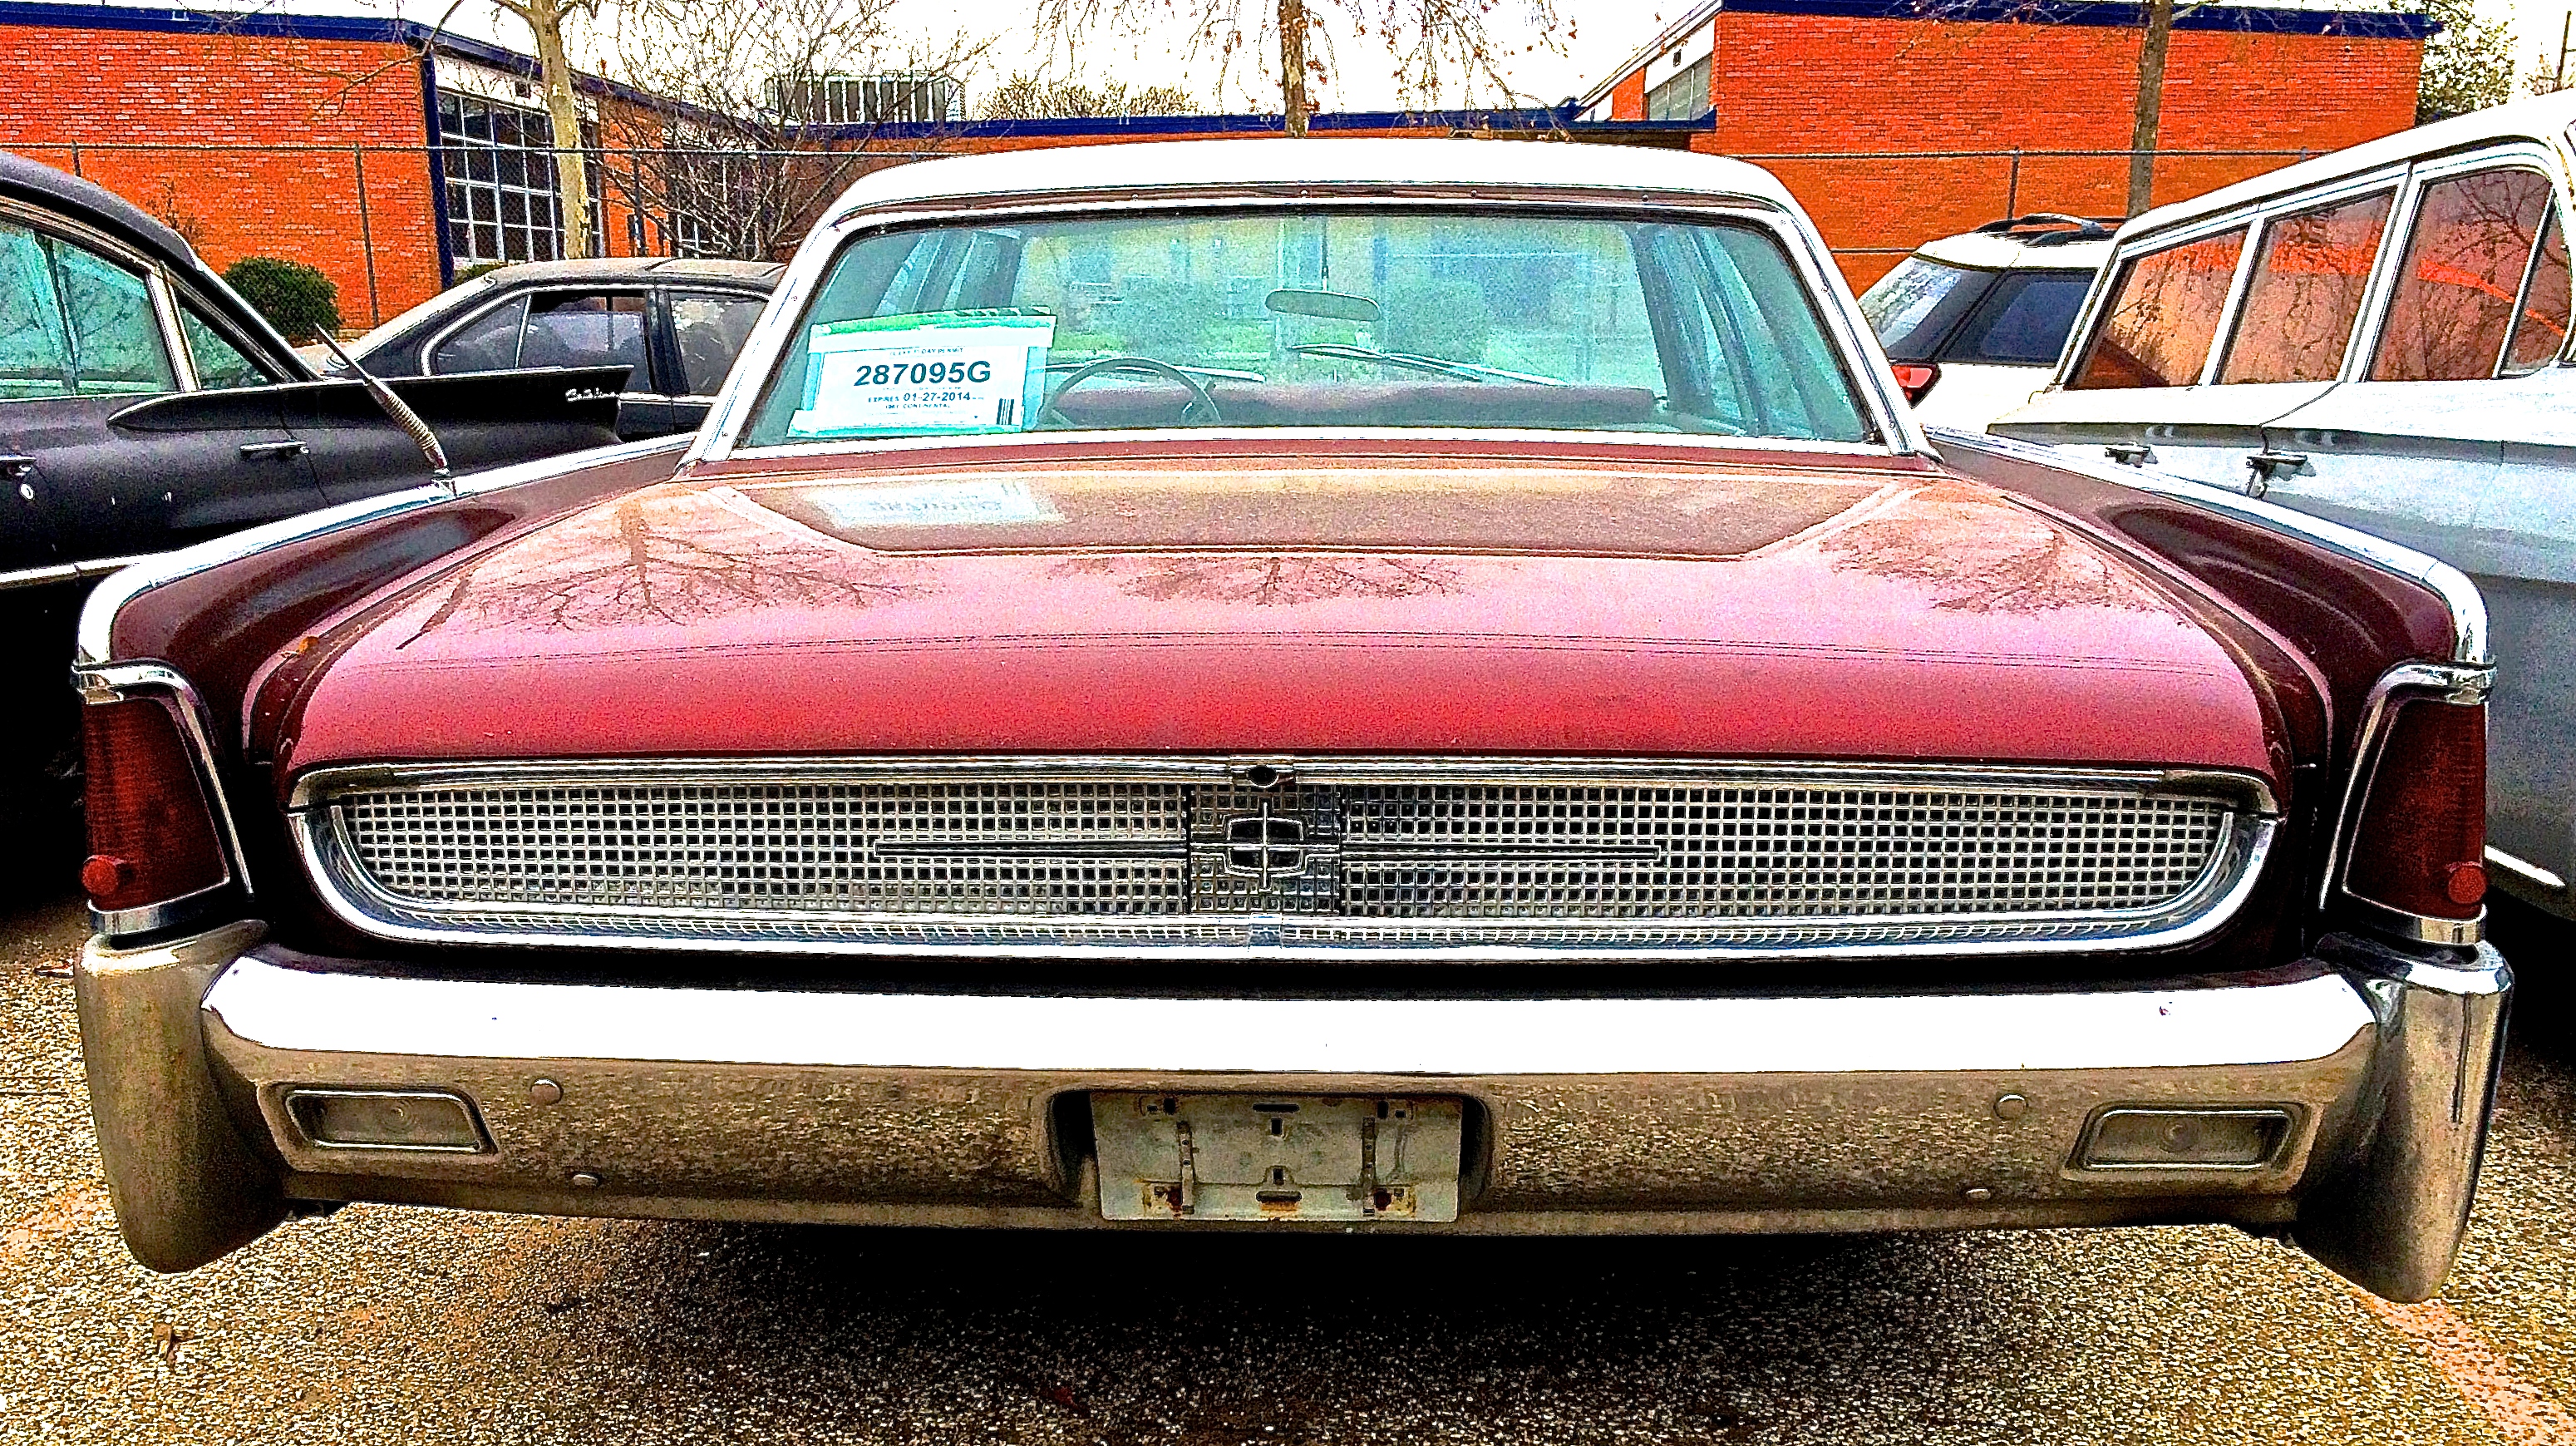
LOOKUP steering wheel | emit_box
[1038,356,1223,428]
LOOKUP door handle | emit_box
[2104,442,2155,466]
[2243,449,2309,498]
[239,440,310,460]
[0,453,32,480]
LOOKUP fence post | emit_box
[352,144,382,328]
[2005,151,2022,219]
[66,141,81,176]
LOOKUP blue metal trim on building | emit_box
[1717,0,2437,39]
[0,1,672,107]
[416,49,453,290]
[795,103,1589,143]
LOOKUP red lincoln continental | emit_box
[70,139,2505,1302]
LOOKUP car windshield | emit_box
[1857,254,1992,361]
[740,209,1873,447]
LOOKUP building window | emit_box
[437,91,603,269]
[1647,54,1710,121]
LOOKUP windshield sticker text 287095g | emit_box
[788,309,1055,438]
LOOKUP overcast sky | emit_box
[163,0,2576,112]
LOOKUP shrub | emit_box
[222,256,342,343]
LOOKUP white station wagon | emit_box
[1995,92,2576,919]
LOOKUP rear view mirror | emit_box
[1265,289,1380,323]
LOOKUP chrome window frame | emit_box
[0,194,191,402]
[288,754,2279,963]
[660,283,779,402]
[2051,209,2258,393]
[2203,170,2407,387]
[689,189,1928,464]
[2350,144,2575,382]
[423,285,658,401]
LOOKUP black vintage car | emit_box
[330,256,782,440]
[0,150,624,881]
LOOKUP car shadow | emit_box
[2490,894,2574,1071]
[516,1220,2283,1443]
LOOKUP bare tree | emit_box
[490,0,604,258]
[981,72,1198,117]
[2395,0,2517,120]
[595,0,990,259]
[1030,0,1564,127]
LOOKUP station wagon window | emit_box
[2070,227,2247,388]
[2370,168,2563,382]
[2504,209,2569,373]
[0,220,175,400]
[743,210,1873,447]
[2218,190,2393,384]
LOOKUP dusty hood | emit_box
[269,448,2277,781]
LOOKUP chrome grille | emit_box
[298,759,2269,957]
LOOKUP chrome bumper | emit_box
[75,925,2508,1301]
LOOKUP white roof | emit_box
[2122,91,2576,243]
[825,138,1801,217]
[1915,229,2115,270]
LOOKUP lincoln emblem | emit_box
[1224,804,1307,879]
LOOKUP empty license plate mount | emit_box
[1091,1093,1464,1222]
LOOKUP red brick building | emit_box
[1579,0,2434,283]
[0,0,2432,318]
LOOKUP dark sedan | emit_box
[331,257,782,440]
[0,149,625,885]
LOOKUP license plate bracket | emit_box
[1092,1093,1464,1222]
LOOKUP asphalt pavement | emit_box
[3,889,2573,1445]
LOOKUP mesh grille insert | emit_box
[307,762,2255,953]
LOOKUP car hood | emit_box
[268,443,2278,782]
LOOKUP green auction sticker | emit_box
[789,308,1055,438]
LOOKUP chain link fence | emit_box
[0,138,2325,324]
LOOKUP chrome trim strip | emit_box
[0,553,164,595]
[288,756,2278,962]
[75,659,254,906]
[2485,846,2568,893]
[74,433,690,666]
[202,955,2376,1073]
[715,427,1914,468]
[1929,427,2492,666]
[285,753,2276,812]
[145,268,198,392]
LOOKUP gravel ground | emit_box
[4,891,2572,1445]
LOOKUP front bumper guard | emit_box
[74,925,2508,1302]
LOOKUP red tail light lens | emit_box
[1889,363,1939,403]
[2344,697,2486,920]
[82,697,228,917]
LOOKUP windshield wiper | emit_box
[1286,343,1564,386]
[1043,359,1264,382]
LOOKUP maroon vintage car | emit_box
[69,140,2505,1303]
